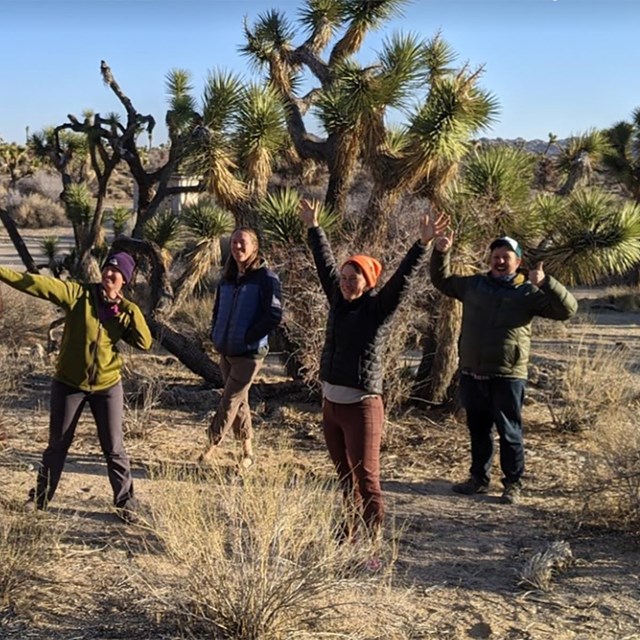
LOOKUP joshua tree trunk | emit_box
[0,209,39,273]
[412,294,462,405]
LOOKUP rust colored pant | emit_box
[209,355,263,444]
[322,396,385,536]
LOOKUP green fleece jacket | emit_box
[430,250,578,379]
[0,266,152,391]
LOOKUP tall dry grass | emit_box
[542,323,640,533]
[135,461,423,639]
[0,513,55,607]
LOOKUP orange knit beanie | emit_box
[343,254,383,288]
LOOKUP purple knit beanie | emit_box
[104,252,136,284]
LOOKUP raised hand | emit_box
[298,198,320,228]
[529,261,546,287]
[420,210,449,244]
[434,228,454,253]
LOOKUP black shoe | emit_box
[500,482,522,504]
[116,497,140,525]
[452,477,490,495]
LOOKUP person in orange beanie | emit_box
[299,198,447,552]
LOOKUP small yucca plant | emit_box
[258,187,340,246]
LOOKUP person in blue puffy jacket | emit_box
[199,227,282,467]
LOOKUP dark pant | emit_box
[31,379,133,508]
[459,375,526,486]
[322,396,385,536]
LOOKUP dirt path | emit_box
[1,289,639,638]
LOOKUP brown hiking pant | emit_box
[208,355,263,444]
[322,396,385,535]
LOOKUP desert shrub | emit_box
[4,190,66,228]
[123,372,168,440]
[0,286,58,350]
[579,405,640,533]
[544,334,639,432]
[15,170,62,201]
[137,462,421,639]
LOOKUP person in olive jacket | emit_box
[299,199,446,543]
[429,225,577,504]
[0,252,152,522]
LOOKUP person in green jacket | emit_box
[427,223,577,504]
[0,252,152,522]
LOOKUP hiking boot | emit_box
[452,477,490,495]
[500,482,522,505]
[116,497,141,525]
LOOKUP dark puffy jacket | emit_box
[309,227,425,394]
[430,249,578,379]
[210,262,282,357]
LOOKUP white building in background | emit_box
[132,173,201,218]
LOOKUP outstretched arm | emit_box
[375,211,448,316]
[299,198,339,300]
[0,266,78,309]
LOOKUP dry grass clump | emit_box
[0,513,52,607]
[545,336,639,432]
[136,461,421,639]
[519,540,574,591]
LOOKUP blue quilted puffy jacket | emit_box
[210,263,282,357]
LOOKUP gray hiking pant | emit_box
[31,379,134,508]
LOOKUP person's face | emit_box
[340,263,368,301]
[231,231,258,267]
[101,266,125,298]
[490,247,521,278]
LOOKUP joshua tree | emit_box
[0,141,40,186]
[602,107,640,202]
[172,199,235,310]
[241,0,498,248]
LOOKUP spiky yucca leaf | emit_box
[556,129,611,175]
[259,188,339,246]
[384,125,410,156]
[144,209,183,252]
[109,207,131,237]
[202,70,244,132]
[39,236,60,262]
[461,145,536,209]
[297,0,343,50]
[64,183,92,226]
[331,0,409,63]
[376,32,425,107]
[422,32,457,81]
[539,190,640,285]
[174,200,235,306]
[240,9,296,71]
[236,84,287,197]
[182,200,235,240]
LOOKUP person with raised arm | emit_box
[0,252,152,523]
[299,199,447,548]
[430,227,577,504]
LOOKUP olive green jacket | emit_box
[0,266,152,391]
[430,250,577,379]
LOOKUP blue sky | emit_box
[1,0,638,145]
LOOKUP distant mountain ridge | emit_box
[477,137,569,155]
